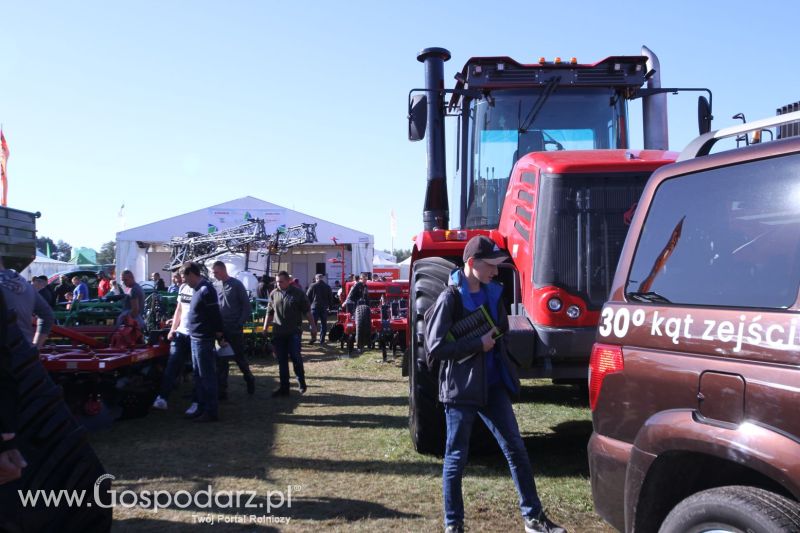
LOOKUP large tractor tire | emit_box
[0,294,112,532]
[354,304,371,351]
[408,257,455,456]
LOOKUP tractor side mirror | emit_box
[698,96,713,134]
[408,93,427,141]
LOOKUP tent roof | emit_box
[116,196,372,246]
[373,255,398,267]
[31,254,70,265]
[374,250,397,263]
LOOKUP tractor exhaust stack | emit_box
[641,46,669,150]
[418,47,451,231]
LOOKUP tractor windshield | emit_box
[534,172,648,307]
[464,88,628,228]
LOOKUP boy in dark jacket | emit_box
[426,236,565,533]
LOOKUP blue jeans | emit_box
[159,332,192,400]
[272,333,305,390]
[190,337,218,417]
[312,308,328,342]
[443,384,541,526]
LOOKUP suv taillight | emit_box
[588,343,624,411]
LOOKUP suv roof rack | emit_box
[678,109,800,162]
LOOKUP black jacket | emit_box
[185,278,224,340]
[306,280,333,310]
[425,271,520,406]
[345,281,368,305]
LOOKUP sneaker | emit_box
[524,512,566,533]
[271,388,290,398]
[298,383,307,395]
[184,402,199,417]
[444,525,464,533]
[151,396,168,410]
[245,375,255,395]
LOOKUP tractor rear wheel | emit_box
[355,304,371,350]
[408,257,455,456]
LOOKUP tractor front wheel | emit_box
[408,257,455,456]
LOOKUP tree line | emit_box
[36,237,116,266]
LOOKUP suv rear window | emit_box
[626,153,800,308]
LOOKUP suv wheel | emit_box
[659,485,800,533]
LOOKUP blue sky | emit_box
[1,1,796,254]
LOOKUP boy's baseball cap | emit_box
[463,235,509,265]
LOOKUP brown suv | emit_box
[588,111,800,532]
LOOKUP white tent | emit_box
[373,254,398,267]
[398,257,411,280]
[115,196,374,286]
[19,252,71,280]
[374,250,397,264]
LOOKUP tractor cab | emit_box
[454,54,650,229]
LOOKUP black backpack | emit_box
[422,286,462,369]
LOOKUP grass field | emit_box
[89,339,613,532]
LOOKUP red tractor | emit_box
[405,46,713,454]
[328,279,409,359]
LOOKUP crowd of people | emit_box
[3,240,569,532]
[151,262,330,421]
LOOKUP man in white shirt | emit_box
[151,277,197,414]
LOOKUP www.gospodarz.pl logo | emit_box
[17,474,298,514]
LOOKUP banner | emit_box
[325,249,347,287]
[207,208,285,233]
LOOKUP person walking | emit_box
[306,273,333,345]
[211,261,255,397]
[263,271,316,397]
[425,236,565,533]
[152,273,197,415]
[181,261,226,422]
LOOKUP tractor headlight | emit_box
[547,298,563,312]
